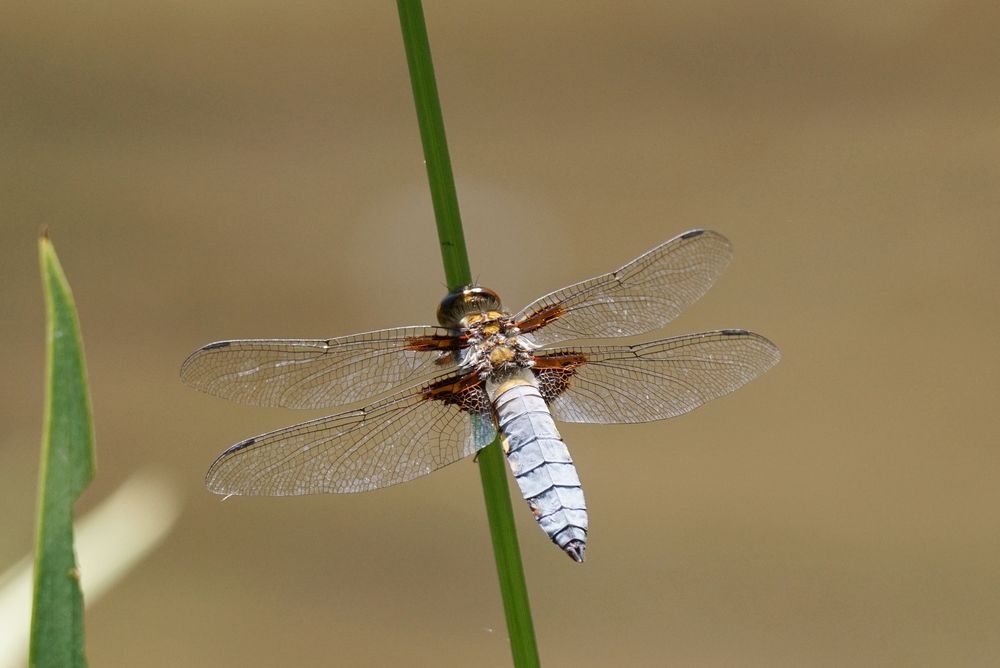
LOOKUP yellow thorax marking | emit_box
[461,310,504,329]
[494,377,532,396]
[488,347,516,365]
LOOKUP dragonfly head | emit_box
[437,286,504,329]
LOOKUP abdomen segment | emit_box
[490,372,588,562]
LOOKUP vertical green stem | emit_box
[395,2,540,666]
[395,1,469,286]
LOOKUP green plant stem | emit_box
[395,2,540,666]
[395,1,469,285]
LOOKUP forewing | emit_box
[534,330,779,424]
[514,229,733,347]
[206,373,497,495]
[181,326,462,409]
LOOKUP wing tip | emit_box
[720,329,782,367]
[229,436,257,453]
[179,341,233,382]
[677,228,732,254]
[203,437,257,494]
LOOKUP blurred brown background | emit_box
[3,1,999,666]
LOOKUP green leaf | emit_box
[395,2,540,666]
[31,232,96,668]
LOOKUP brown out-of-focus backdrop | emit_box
[3,2,999,666]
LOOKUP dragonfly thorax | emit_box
[457,314,537,376]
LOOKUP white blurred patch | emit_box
[0,469,183,668]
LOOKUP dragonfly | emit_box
[181,229,779,562]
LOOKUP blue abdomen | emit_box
[491,374,588,562]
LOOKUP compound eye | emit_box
[437,286,503,327]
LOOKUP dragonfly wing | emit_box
[205,372,497,495]
[181,326,462,409]
[514,230,733,347]
[534,330,779,424]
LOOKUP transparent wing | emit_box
[514,229,733,347]
[181,326,462,409]
[206,373,497,496]
[534,330,779,424]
